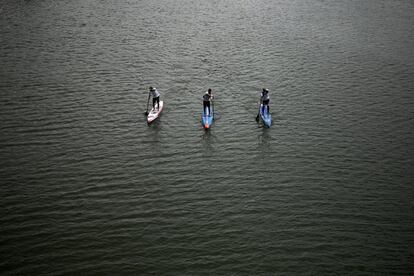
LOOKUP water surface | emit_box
[1,0,413,274]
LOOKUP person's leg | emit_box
[156,97,160,109]
[206,102,210,115]
[152,97,156,109]
[263,100,269,114]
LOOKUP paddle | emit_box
[211,98,214,118]
[144,91,150,115]
[256,101,261,121]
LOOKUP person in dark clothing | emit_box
[260,88,270,114]
[202,88,214,115]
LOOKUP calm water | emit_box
[1,0,413,274]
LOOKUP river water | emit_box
[1,0,413,274]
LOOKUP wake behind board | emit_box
[147,101,164,124]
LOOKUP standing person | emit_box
[260,88,270,114]
[149,86,160,110]
[203,88,214,116]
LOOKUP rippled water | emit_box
[1,0,413,274]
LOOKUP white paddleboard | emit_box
[147,101,164,124]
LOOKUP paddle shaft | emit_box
[211,99,214,117]
[145,92,150,115]
[256,100,261,121]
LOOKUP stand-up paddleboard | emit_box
[147,101,164,124]
[259,104,272,128]
[201,104,214,129]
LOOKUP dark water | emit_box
[1,0,413,274]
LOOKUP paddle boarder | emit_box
[260,88,270,114]
[149,86,160,110]
[203,88,214,116]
